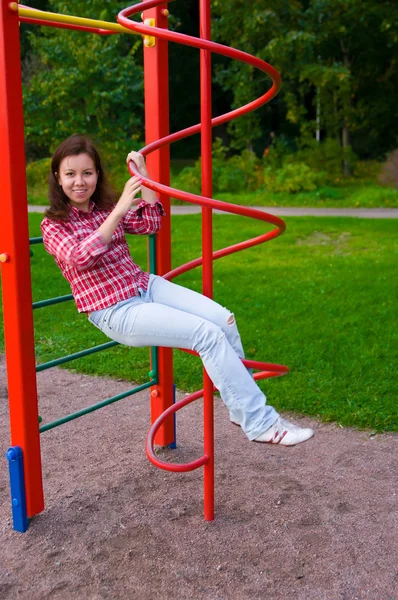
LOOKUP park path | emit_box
[28,204,398,218]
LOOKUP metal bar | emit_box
[39,380,154,433]
[19,16,117,35]
[0,0,44,519]
[17,5,132,34]
[36,341,119,372]
[148,233,156,274]
[148,233,159,392]
[200,0,214,522]
[29,236,43,245]
[33,294,73,309]
[143,3,174,447]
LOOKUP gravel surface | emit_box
[1,355,397,600]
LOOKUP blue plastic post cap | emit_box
[6,447,19,461]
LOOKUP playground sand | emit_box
[0,354,397,600]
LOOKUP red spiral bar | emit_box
[146,358,289,472]
[118,0,281,144]
[146,390,209,472]
[128,176,286,280]
[118,1,287,477]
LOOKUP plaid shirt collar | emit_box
[68,200,96,217]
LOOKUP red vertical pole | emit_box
[200,0,214,521]
[0,1,44,517]
[143,5,174,446]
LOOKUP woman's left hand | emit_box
[126,151,148,177]
[126,150,158,206]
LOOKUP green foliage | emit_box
[26,144,396,208]
[26,157,51,203]
[265,136,358,184]
[26,157,51,188]
[212,0,398,158]
[175,138,262,194]
[20,0,398,165]
[262,135,296,170]
[379,150,398,188]
[23,1,144,157]
[295,138,357,181]
[174,163,201,195]
[98,142,145,194]
[264,162,325,193]
[354,161,382,183]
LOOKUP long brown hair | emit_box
[45,134,116,220]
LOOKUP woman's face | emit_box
[57,153,99,211]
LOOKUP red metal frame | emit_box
[1,0,285,526]
[199,0,214,521]
[119,0,285,522]
[142,3,175,447]
[0,0,44,517]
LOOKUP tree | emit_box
[212,0,398,161]
[304,0,398,167]
[22,1,144,158]
[212,0,303,152]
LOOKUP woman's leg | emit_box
[89,295,279,441]
[146,275,255,425]
[147,275,246,358]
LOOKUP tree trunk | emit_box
[340,40,353,177]
[342,125,352,177]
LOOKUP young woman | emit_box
[41,134,314,446]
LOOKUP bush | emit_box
[174,138,262,195]
[174,162,201,195]
[262,135,294,170]
[379,149,398,188]
[294,138,355,181]
[263,163,326,193]
[99,141,145,193]
[353,160,381,182]
[26,157,51,189]
[265,136,358,184]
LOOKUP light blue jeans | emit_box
[88,274,279,440]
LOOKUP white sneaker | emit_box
[254,417,314,446]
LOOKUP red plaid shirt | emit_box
[41,200,165,313]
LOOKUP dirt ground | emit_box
[0,354,397,600]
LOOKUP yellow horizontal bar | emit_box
[18,5,135,35]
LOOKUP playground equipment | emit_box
[0,0,287,532]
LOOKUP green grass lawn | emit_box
[1,214,397,432]
[217,183,398,209]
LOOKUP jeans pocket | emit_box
[89,306,115,331]
[88,313,103,332]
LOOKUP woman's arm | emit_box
[41,219,108,271]
[123,200,166,235]
[97,175,143,243]
[41,175,143,269]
